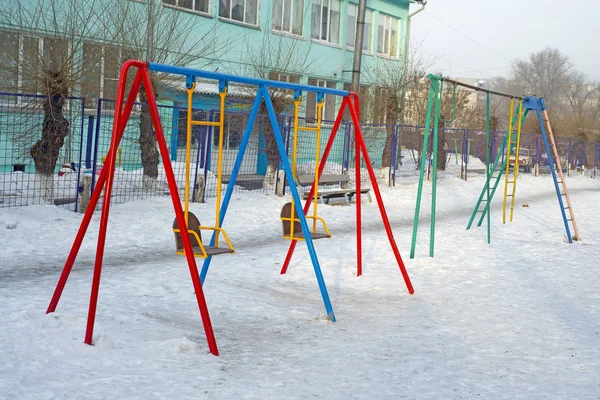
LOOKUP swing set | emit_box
[46,60,414,356]
[410,74,580,259]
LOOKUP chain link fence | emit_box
[1,91,599,211]
[0,92,85,210]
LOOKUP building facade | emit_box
[0,0,412,175]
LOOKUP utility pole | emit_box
[350,0,367,96]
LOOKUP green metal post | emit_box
[485,93,491,243]
[429,81,442,257]
[467,139,471,164]
[410,76,439,259]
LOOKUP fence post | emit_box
[461,129,468,180]
[567,138,573,176]
[192,110,204,203]
[85,115,94,169]
[72,99,86,213]
[202,110,214,202]
[275,116,290,197]
[91,100,103,194]
[78,175,92,213]
[171,107,180,161]
[389,126,398,187]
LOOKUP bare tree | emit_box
[366,49,434,176]
[0,0,123,202]
[245,5,317,186]
[112,0,230,188]
[564,72,600,141]
[512,47,574,115]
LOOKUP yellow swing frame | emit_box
[281,95,331,241]
[173,82,235,258]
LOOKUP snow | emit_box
[0,172,599,399]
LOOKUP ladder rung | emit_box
[561,193,567,196]
[566,219,572,222]
[297,126,320,132]
[191,120,221,127]
[564,207,570,210]
[506,195,514,197]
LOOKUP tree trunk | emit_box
[381,94,400,174]
[30,94,70,203]
[139,87,159,189]
[260,99,287,186]
[436,118,447,172]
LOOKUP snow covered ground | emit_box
[0,173,599,399]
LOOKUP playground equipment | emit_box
[172,83,235,258]
[280,95,331,241]
[411,74,580,259]
[46,60,414,356]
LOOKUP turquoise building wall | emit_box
[0,0,412,174]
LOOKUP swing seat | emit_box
[173,212,234,258]
[280,202,331,240]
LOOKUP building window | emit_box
[0,31,67,96]
[219,0,258,25]
[346,4,372,51]
[272,0,304,35]
[377,13,398,57]
[0,30,19,93]
[268,71,301,84]
[213,114,244,150]
[163,0,209,13]
[82,43,134,105]
[178,110,209,148]
[306,78,336,121]
[310,0,340,44]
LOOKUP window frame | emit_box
[213,113,243,151]
[306,77,336,122]
[219,0,260,26]
[310,0,341,45]
[346,4,372,52]
[82,42,135,106]
[377,13,399,58]
[162,0,211,15]
[271,0,304,36]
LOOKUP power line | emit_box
[423,11,513,63]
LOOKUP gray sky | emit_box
[409,0,600,81]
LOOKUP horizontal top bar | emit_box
[148,62,349,97]
[428,74,523,100]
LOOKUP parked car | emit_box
[508,148,532,173]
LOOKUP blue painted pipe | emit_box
[148,62,348,97]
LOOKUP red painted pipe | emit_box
[348,93,414,294]
[140,68,219,356]
[352,97,362,277]
[47,62,145,314]
[83,63,149,345]
[280,97,350,274]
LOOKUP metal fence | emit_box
[0,92,85,210]
[1,91,599,212]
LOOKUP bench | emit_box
[296,174,372,205]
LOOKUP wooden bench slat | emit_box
[297,174,350,186]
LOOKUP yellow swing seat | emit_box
[173,212,235,258]
[280,202,331,241]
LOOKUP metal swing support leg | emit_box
[200,87,336,321]
[281,94,414,294]
[46,61,219,356]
